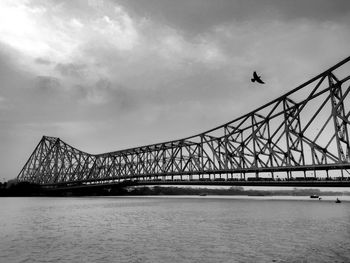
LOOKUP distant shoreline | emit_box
[1,183,350,197]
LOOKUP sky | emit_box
[1,0,350,181]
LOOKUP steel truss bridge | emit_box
[18,56,350,189]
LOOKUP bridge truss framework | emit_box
[17,56,350,187]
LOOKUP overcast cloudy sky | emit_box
[1,0,350,181]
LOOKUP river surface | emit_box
[1,196,350,263]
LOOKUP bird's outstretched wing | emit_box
[256,77,264,84]
[251,71,265,84]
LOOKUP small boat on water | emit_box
[336,198,341,203]
[310,194,319,198]
[199,193,207,196]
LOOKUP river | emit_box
[1,196,350,263]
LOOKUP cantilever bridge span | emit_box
[18,56,350,188]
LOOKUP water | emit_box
[1,196,350,263]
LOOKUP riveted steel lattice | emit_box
[17,56,350,186]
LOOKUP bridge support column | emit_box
[283,98,305,180]
[329,74,350,176]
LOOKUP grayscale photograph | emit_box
[1,0,350,262]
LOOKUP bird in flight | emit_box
[251,71,265,84]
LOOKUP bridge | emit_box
[17,56,350,189]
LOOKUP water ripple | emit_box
[0,196,350,263]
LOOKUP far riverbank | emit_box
[1,182,350,197]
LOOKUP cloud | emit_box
[91,12,139,51]
[0,96,8,110]
[1,1,349,114]
[36,76,61,91]
[55,63,86,78]
[35,57,52,65]
[116,0,350,35]
[1,0,350,180]
[80,78,112,105]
